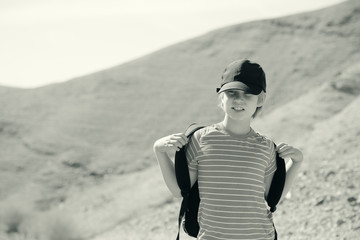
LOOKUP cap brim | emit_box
[216,81,261,95]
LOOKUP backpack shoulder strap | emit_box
[175,123,205,196]
[185,123,206,138]
[174,123,205,240]
[266,143,286,212]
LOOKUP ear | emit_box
[257,92,266,107]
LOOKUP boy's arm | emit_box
[281,159,303,201]
[276,143,304,201]
[264,171,275,200]
[153,150,182,198]
[189,169,198,189]
[153,133,190,198]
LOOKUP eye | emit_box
[226,90,236,96]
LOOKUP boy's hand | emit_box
[153,133,188,153]
[276,143,303,163]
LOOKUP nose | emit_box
[233,92,245,101]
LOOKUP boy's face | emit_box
[220,90,264,121]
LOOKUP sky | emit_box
[0,0,344,88]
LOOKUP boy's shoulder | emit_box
[253,130,274,143]
[191,124,275,147]
[252,130,277,154]
[192,124,223,138]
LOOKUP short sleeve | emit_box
[185,130,201,172]
[265,142,277,177]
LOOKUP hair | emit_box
[217,91,266,119]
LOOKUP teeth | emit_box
[233,107,244,111]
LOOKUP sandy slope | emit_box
[272,97,360,239]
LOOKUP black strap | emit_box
[175,123,205,240]
[267,143,286,212]
[274,224,278,240]
[175,145,189,240]
[175,123,205,196]
[176,196,189,240]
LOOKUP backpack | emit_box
[174,123,286,240]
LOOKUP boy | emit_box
[153,59,303,239]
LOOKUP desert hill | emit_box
[0,0,359,239]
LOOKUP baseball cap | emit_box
[216,59,266,95]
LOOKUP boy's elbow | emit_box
[173,193,182,199]
[171,189,182,198]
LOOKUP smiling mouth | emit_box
[232,106,245,111]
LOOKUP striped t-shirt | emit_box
[185,124,277,240]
